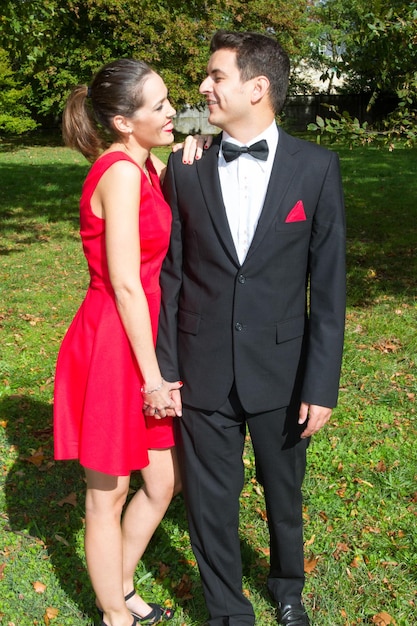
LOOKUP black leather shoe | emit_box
[277,603,310,625]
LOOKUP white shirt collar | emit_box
[219,121,279,170]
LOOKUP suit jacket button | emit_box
[238,274,246,284]
[235,322,243,331]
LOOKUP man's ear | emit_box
[113,114,132,136]
[251,76,270,104]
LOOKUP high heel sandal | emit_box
[97,592,174,625]
[124,590,175,624]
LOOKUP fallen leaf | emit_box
[57,492,77,507]
[44,606,59,625]
[256,507,268,522]
[373,339,401,353]
[243,588,251,598]
[371,611,396,625]
[33,581,47,593]
[174,574,193,600]
[333,542,350,560]
[362,526,381,534]
[179,557,196,567]
[0,563,6,579]
[158,562,170,578]
[24,448,45,467]
[353,477,374,488]
[157,597,174,610]
[304,556,319,573]
[336,485,346,497]
[21,313,44,326]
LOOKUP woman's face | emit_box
[129,72,176,149]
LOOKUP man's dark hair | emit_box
[210,30,290,114]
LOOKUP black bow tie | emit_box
[221,139,269,163]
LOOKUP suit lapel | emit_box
[196,137,240,266]
[194,129,301,267]
[244,129,300,263]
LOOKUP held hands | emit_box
[172,134,213,164]
[142,378,183,419]
[299,402,332,439]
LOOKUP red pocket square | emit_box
[285,200,306,223]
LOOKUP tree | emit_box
[304,0,417,146]
[0,48,37,135]
[305,0,417,109]
[0,0,307,126]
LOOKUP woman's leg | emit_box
[84,468,133,626]
[122,447,180,617]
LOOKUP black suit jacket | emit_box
[157,128,346,413]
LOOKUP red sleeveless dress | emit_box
[53,152,173,476]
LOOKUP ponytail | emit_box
[62,85,105,162]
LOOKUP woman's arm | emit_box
[95,160,182,417]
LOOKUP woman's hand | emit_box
[142,379,183,418]
[172,134,213,164]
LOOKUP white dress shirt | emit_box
[219,122,278,264]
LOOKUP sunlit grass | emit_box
[0,140,416,625]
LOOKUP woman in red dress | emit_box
[54,59,186,626]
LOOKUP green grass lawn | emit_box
[0,137,416,625]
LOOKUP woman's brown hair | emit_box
[62,58,154,162]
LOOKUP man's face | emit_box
[199,48,254,132]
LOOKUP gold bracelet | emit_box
[141,378,164,394]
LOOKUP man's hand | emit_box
[299,402,332,438]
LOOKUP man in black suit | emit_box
[157,30,346,626]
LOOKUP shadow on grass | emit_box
[2,395,93,619]
[0,130,64,151]
[0,163,86,220]
[0,395,211,623]
[338,146,417,307]
[0,160,87,258]
[1,145,416,304]
[1,394,278,623]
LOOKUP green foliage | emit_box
[0,48,37,135]
[308,104,417,149]
[1,0,417,141]
[0,0,306,124]
[304,0,417,132]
